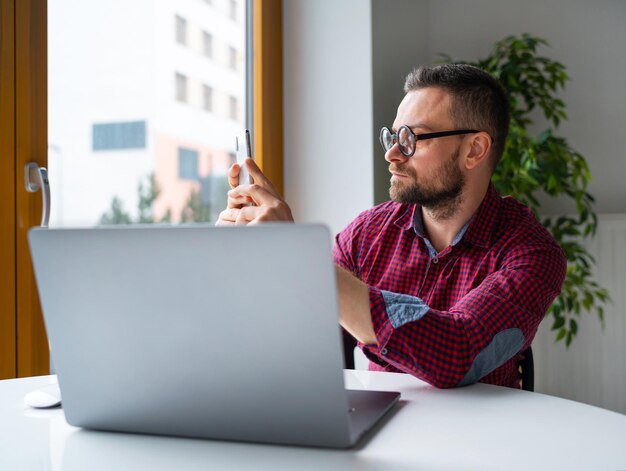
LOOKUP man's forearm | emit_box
[335,266,377,345]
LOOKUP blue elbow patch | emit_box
[381,290,430,329]
[458,328,525,386]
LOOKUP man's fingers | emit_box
[245,159,278,194]
[228,163,241,189]
[229,184,277,207]
[216,208,240,225]
[219,161,294,224]
[235,205,260,225]
[227,191,253,209]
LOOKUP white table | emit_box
[1,371,625,470]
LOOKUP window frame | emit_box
[0,0,284,379]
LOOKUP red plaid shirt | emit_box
[333,184,566,388]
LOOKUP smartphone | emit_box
[235,129,253,186]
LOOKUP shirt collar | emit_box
[460,183,501,248]
[393,205,416,232]
[391,183,501,248]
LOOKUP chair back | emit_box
[519,346,534,391]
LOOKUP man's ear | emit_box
[464,132,492,170]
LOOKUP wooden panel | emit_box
[253,0,283,195]
[0,0,17,379]
[15,0,48,377]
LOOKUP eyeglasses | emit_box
[380,125,480,158]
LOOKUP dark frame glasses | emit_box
[380,125,480,157]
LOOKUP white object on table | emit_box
[24,382,62,409]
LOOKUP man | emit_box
[217,64,566,389]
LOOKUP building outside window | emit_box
[48,0,248,227]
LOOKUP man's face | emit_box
[386,88,466,212]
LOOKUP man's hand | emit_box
[216,158,294,226]
[336,266,377,345]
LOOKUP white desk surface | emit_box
[1,370,625,471]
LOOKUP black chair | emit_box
[519,346,534,392]
[342,332,357,370]
[343,333,535,391]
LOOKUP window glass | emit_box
[229,95,239,121]
[175,73,188,102]
[178,147,199,180]
[175,15,187,45]
[48,0,247,227]
[203,85,214,111]
[203,31,213,58]
[93,121,147,151]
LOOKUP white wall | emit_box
[534,216,626,414]
[371,0,429,203]
[283,0,374,237]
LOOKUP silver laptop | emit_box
[28,224,399,448]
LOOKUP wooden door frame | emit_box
[0,0,17,379]
[252,0,283,195]
[15,0,49,377]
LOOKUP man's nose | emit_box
[384,142,408,164]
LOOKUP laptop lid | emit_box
[28,224,397,448]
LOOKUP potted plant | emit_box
[442,34,610,346]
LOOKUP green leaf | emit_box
[569,318,578,336]
[552,315,565,330]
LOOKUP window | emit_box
[5,0,283,381]
[229,0,237,21]
[93,121,147,151]
[178,147,199,180]
[229,46,238,70]
[203,85,213,111]
[202,31,213,58]
[47,0,261,229]
[175,15,187,45]
[175,73,188,102]
[229,95,238,121]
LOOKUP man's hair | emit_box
[404,64,510,170]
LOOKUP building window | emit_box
[178,147,199,180]
[203,85,213,112]
[92,121,147,151]
[229,0,237,21]
[175,73,188,102]
[175,15,187,45]
[202,31,213,58]
[229,46,238,70]
[229,95,238,121]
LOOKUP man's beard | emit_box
[389,147,465,218]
